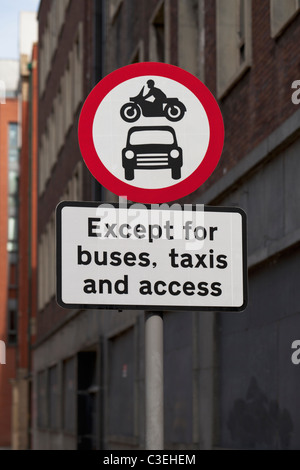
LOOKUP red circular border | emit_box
[78,62,224,203]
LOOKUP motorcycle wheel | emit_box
[120,103,141,122]
[165,103,186,122]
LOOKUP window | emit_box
[77,352,98,450]
[8,171,18,196]
[38,214,57,312]
[48,365,60,430]
[39,0,70,97]
[63,357,76,434]
[63,162,83,202]
[178,0,199,77]
[7,218,18,253]
[216,0,252,98]
[149,0,170,63]
[37,370,48,429]
[8,123,18,162]
[65,57,72,134]
[56,87,63,153]
[73,22,83,112]
[108,329,136,440]
[49,109,56,170]
[129,41,144,64]
[7,123,19,255]
[109,0,123,22]
[270,0,300,37]
[44,124,49,189]
[49,216,55,298]
[39,38,44,96]
[8,263,17,288]
[7,299,18,345]
[39,21,84,196]
[38,231,49,311]
[38,239,43,310]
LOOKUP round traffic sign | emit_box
[78,62,224,203]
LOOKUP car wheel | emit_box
[171,167,181,180]
[125,168,135,180]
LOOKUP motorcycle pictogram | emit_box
[120,80,187,123]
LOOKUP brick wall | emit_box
[191,0,300,200]
[37,0,96,341]
[0,97,18,447]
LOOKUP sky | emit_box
[0,0,40,59]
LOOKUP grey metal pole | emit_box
[145,311,164,450]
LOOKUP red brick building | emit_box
[34,0,103,449]
[11,42,39,450]
[0,22,38,449]
[0,64,18,448]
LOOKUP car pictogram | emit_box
[122,126,183,181]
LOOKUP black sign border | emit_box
[56,202,248,312]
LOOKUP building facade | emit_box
[0,11,38,449]
[11,40,39,451]
[34,0,103,450]
[33,0,300,450]
[0,60,19,449]
[192,0,300,449]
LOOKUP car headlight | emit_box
[170,149,180,158]
[125,150,135,159]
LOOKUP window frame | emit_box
[149,0,171,64]
[216,0,252,99]
[270,0,300,38]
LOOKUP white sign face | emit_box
[56,203,247,311]
[92,76,210,190]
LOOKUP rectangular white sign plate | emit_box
[56,202,247,311]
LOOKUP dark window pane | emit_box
[7,299,18,345]
[8,123,18,162]
[37,370,48,428]
[49,365,59,430]
[63,357,76,434]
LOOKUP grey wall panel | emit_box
[278,314,300,450]
[108,327,135,438]
[219,247,300,449]
[284,139,300,234]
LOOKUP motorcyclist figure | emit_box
[143,79,167,115]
